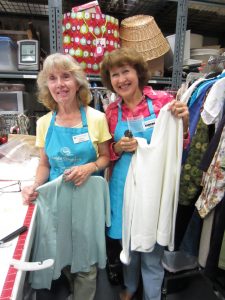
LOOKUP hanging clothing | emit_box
[179,118,209,206]
[198,210,215,267]
[181,71,225,164]
[195,126,225,218]
[201,76,225,128]
[107,98,156,239]
[219,232,225,270]
[30,175,111,290]
[120,103,183,264]
[199,113,225,172]
[180,77,206,104]
[204,196,225,280]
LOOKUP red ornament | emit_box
[0,135,8,145]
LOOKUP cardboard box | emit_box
[147,55,164,77]
[72,1,101,14]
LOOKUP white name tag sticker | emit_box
[72,133,89,144]
[144,119,156,128]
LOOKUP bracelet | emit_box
[93,162,99,172]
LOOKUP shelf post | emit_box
[48,0,63,54]
[171,0,188,90]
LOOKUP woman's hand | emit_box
[22,183,39,205]
[63,163,95,186]
[168,100,189,134]
[114,137,138,155]
[64,140,110,187]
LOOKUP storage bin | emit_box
[0,37,18,72]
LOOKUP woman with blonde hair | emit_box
[22,53,111,300]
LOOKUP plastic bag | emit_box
[0,134,39,163]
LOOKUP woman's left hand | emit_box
[63,163,94,186]
[168,100,189,133]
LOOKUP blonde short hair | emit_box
[100,47,150,92]
[37,53,91,111]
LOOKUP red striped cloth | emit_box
[0,204,35,300]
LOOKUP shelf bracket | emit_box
[171,0,188,90]
[48,0,63,54]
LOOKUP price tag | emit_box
[94,45,105,57]
[96,38,106,47]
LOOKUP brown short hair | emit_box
[37,53,91,111]
[100,47,150,92]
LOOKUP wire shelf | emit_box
[0,0,49,16]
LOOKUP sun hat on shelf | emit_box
[119,15,170,61]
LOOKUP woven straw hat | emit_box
[120,15,170,61]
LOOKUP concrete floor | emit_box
[23,268,223,300]
[94,269,223,300]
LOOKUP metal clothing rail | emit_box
[208,55,225,65]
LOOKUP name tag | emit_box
[144,119,156,128]
[72,133,89,144]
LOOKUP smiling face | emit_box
[109,64,142,103]
[47,68,79,107]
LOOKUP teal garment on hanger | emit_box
[29,175,111,290]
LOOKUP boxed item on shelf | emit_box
[72,1,101,14]
[0,83,25,92]
[62,10,120,75]
[147,56,164,77]
[0,36,18,72]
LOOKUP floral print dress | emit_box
[195,126,225,218]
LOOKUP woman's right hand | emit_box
[22,183,39,205]
[114,137,138,155]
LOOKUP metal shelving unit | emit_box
[48,0,62,54]
[171,0,188,90]
[0,0,224,88]
[0,71,38,79]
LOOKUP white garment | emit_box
[180,77,205,104]
[120,103,183,265]
[201,76,225,129]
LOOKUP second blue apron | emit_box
[108,98,156,239]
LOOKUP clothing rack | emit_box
[90,86,107,90]
[208,54,225,65]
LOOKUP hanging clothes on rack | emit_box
[0,113,30,135]
[89,86,116,112]
[163,62,225,281]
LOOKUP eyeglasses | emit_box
[0,181,21,193]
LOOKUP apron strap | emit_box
[50,112,57,125]
[118,102,122,122]
[80,106,88,127]
[146,97,155,116]
[52,107,88,127]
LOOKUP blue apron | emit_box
[45,106,97,181]
[108,98,156,239]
